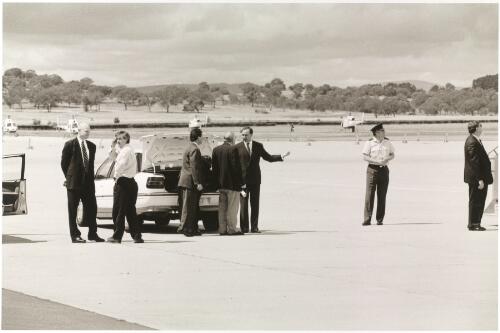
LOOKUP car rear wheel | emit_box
[154,214,170,228]
[201,212,218,231]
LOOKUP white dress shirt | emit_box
[114,144,137,179]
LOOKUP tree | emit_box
[289,83,304,99]
[410,91,428,110]
[3,77,26,109]
[80,77,94,90]
[472,74,498,91]
[240,82,260,107]
[83,86,106,111]
[154,86,188,112]
[263,78,286,109]
[137,93,157,112]
[113,86,140,110]
[33,86,61,112]
[59,81,82,107]
[4,68,23,78]
[445,82,455,90]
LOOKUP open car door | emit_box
[2,154,27,216]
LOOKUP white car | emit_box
[78,133,220,230]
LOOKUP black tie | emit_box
[81,141,89,171]
[246,142,251,155]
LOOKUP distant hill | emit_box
[383,80,438,92]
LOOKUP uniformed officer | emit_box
[362,123,395,226]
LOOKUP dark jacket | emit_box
[212,142,242,191]
[464,135,493,184]
[61,137,96,190]
[178,142,204,190]
[235,140,282,185]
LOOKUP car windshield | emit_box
[140,133,218,172]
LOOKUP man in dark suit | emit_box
[178,128,204,237]
[464,121,493,231]
[212,132,243,235]
[61,123,104,243]
[235,127,290,233]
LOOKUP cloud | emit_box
[3,3,497,87]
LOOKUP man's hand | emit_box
[241,184,247,189]
[196,184,204,191]
[478,180,485,190]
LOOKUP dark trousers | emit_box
[180,187,201,234]
[240,183,261,231]
[364,165,389,224]
[112,177,141,240]
[66,180,98,239]
[468,183,488,228]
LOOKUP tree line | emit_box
[2,67,498,116]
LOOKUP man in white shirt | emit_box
[107,131,144,243]
[362,123,395,226]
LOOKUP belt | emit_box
[368,164,387,169]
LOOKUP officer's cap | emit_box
[371,123,384,134]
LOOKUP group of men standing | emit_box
[178,126,290,237]
[61,120,493,244]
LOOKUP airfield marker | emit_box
[403,133,408,143]
[444,133,448,143]
[27,137,33,150]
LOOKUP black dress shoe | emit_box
[376,221,383,225]
[71,236,86,243]
[362,222,371,226]
[193,230,202,236]
[88,235,105,242]
[133,238,144,243]
[228,231,244,235]
[219,232,228,236]
[184,233,195,237]
[106,237,121,243]
[469,226,486,231]
[241,228,249,233]
[250,228,261,233]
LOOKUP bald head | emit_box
[78,122,90,140]
[223,131,235,144]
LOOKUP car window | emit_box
[2,154,25,181]
[95,157,114,179]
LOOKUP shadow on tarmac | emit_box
[384,222,443,225]
[2,235,47,244]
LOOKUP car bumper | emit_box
[96,192,219,219]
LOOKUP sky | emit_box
[3,3,498,88]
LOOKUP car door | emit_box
[2,154,27,216]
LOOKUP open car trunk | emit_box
[140,134,218,192]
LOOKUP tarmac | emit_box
[2,135,498,329]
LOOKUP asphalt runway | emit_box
[2,134,498,329]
